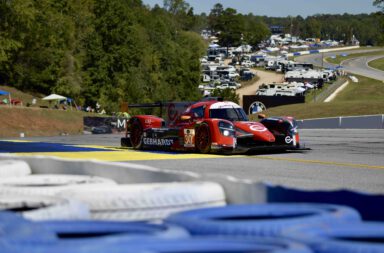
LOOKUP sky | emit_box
[141,0,378,17]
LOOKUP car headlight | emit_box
[218,121,235,137]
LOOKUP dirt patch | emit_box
[0,106,84,137]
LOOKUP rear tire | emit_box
[130,119,143,149]
[195,124,211,154]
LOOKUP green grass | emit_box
[250,75,384,120]
[325,50,384,65]
[368,57,384,71]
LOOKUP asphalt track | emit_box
[1,129,384,194]
[296,48,384,81]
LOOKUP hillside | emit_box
[250,74,384,120]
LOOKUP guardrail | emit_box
[286,46,360,57]
[297,115,384,129]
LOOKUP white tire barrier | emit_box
[0,193,90,221]
[0,174,117,196]
[0,160,31,177]
[57,181,226,221]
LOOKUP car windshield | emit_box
[209,108,249,121]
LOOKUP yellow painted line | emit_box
[251,156,384,170]
[15,150,227,161]
[71,144,123,151]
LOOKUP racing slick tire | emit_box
[166,203,361,237]
[284,222,384,253]
[0,174,117,196]
[0,193,90,221]
[0,160,31,178]
[56,181,226,221]
[195,123,212,154]
[37,220,189,239]
[130,119,144,149]
[76,237,312,253]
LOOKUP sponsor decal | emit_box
[184,129,195,147]
[143,138,174,146]
[168,103,178,122]
[248,101,267,114]
[117,119,126,129]
[249,124,267,132]
[285,136,293,144]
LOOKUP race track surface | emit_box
[296,48,384,81]
[1,129,384,194]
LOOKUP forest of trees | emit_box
[0,0,382,111]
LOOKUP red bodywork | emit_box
[122,100,301,154]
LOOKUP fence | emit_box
[297,115,384,129]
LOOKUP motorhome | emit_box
[256,82,307,96]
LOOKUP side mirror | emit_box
[180,115,191,121]
[258,114,266,119]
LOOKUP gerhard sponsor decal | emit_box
[143,138,174,146]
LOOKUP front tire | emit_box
[195,124,211,154]
[130,119,143,149]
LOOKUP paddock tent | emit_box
[0,90,12,106]
[42,94,67,101]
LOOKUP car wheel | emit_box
[130,119,143,149]
[195,124,211,154]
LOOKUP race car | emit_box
[121,100,303,154]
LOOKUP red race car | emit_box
[121,100,304,154]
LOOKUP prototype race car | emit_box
[121,100,303,154]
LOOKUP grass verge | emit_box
[368,57,384,71]
[0,107,86,137]
[325,50,384,65]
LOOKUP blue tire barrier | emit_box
[0,211,56,243]
[37,220,189,239]
[309,50,320,54]
[283,222,384,253]
[2,237,311,253]
[166,203,361,237]
[0,211,24,223]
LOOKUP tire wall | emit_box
[0,155,200,184]
[265,184,384,221]
[1,154,383,222]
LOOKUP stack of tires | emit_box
[1,159,384,253]
[165,201,384,253]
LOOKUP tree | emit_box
[211,88,239,104]
[217,8,244,48]
[242,15,270,48]
[163,0,190,15]
[208,3,224,31]
[374,0,384,11]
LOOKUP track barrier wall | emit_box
[297,115,384,129]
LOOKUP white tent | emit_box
[209,43,220,48]
[42,94,67,101]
